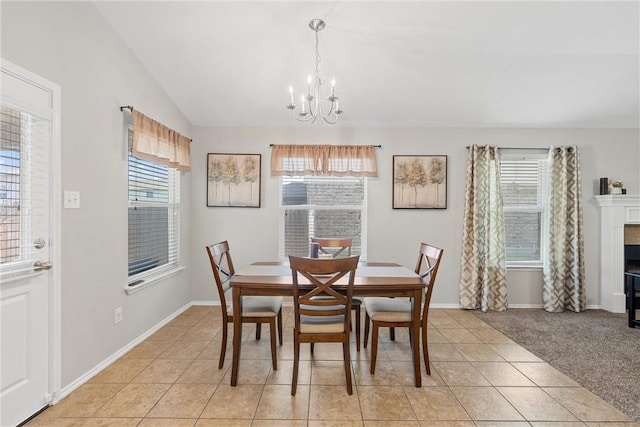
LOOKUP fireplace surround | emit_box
[595,195,640,312]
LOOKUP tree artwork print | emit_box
[393,155,447,209]
[207,153,261,207]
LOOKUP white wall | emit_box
[190,127,639,309]
[1,2,193,387]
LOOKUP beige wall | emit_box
[1,2,193,387]
[190,127,640,309]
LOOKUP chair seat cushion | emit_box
[300,314,345,333]
[228,296,283,317]
[299,303,346,333]
[364,297,412,322]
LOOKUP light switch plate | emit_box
[64,191,80,209]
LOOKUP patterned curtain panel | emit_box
[543,146,586,312]
[459,145,508,312]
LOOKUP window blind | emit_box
[0,106,49,267]
[280,175,367,260]
[500,154,549,263]
[128,128,180,277]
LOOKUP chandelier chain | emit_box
[315,29,321,77]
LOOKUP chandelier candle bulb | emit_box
[301,96,306,113]
[331,77,336,96]
[289,86,294,105]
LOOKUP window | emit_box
[500,151,549,266]
[279,175,367,260]
[128,128,180,280]
[0,107,22,264]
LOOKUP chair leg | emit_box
[421,325,430,375]
[370,322,379,374]
[343,340,353,395]
[363,312,370,349]
[291,334,300,396]
[269,318,277,370]
[219,322,228,369]
[277,309,283,345]
[390,327,395,341]
[256,323,261,340]
[354,306,361,352]
[310,343,314,355]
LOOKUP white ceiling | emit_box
[94,1,639,128]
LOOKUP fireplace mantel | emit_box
[595,195,640,312]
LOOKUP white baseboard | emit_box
[56,301,193,402]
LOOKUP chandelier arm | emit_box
[292,108,314,123]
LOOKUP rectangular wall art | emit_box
[207,153,261,207]
[393,155,447,209]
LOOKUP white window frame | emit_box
[278,175,368,261]
[500,150,549,269]
[126,127,182,294]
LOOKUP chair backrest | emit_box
[289,255,360,332]
[310,237,353,258]
[205,240,236,312]
[414,243,444,325]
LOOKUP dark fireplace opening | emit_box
[624,225,640,314]
[625,245,640,274]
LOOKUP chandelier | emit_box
[286,19,343,124]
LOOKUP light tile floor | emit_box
[26,306,639,427]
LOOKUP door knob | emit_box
[33,261,53,271]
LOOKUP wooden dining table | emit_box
[229,261,427,387]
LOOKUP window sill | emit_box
[506,263,543,272]
[125,266,185,295]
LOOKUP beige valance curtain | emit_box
[132,109,191,172]
[270,144,378,177]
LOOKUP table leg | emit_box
[231,288,242,386]
[412,289,422,387]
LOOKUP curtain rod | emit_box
[119,105,193,142]
[465,145,548,150]
[269,144,382,148]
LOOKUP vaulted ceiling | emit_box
[94,1,639,128]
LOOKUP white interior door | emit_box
[1,60,60,426]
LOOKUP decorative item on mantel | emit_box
[609,180,624,195]
[599,177,609,195]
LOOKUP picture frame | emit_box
[393,155,447,209]
[207,153,261,207]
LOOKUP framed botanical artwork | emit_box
[207,153,261,207]
[393,155,447,209]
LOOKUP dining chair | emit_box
[205,240,283,370]
[311,237,352,258]
[289,254,360,396]
[363,243,443,375]
[310,237,363,351]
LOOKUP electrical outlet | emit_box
[115,307,123,324]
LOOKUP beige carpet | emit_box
[472,308,640,421]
